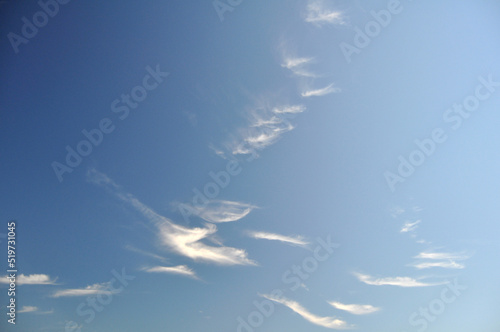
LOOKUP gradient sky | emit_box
[1,1,500,331]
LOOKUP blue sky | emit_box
[1,0,500,331]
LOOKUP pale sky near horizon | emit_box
[1,1,500,331]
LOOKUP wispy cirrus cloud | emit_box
[261,294,353,330]
[410,261,465,270]
[0,274,57,285]
[328,301,380,315]
[282,57,313,69]
[18,306,53,314]
[410,251,469,270]
[301,83,340,97]
[124,245,168,263]
[272,105,306,114]
[87,169,256,266]
[353,273,444,287]
[281,56,317,78]
[400,220,421,233]
[176,200,256,223]
[52,282,117,298]
[18,306,38,313]
[247,231,309,247]
[305,0,345,26]
[144,265,198,279]
[414,251,469,261]
[226,102,306,156]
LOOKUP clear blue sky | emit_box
[1,1,500,331]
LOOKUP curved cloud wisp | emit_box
[87,169,256,266]
[354,273,445,287]
[328,301,380,315]
[261,294,354,330]
[247,231,309,247]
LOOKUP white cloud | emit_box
[18,306,53,314]
[144,265,198,279]
[281,56,317,77]
[411,251,469,269]
[209,143,227,159]
[328,301,380,315]
[410,261,465,270]
[353,273,444,287]
[18,306,38,313]
[282,57,313,69]
[400,220,421,233]
[261,294,353,329]
[52,282,117,298]
[301,83,340,97]
[272,105,306,114]
[227,102,306,156]
[305,1,345,26]
[156,222,256,265]
[124,245,168,263]
[87,169,256,266]
[178,200,256,223]
[0,274,57,285]
[414,251,469,261]
[247,231,309,247]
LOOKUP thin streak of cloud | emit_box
[0,274,57,285]
[87,169,256,266]
[228,103,305,156]
[353,273,444,287]
[410,261,465,270]
[52,283,117,298]
[124,245,168,263]
[305,1,345,26]
[328,301,380,315]
[414,251,469,261]
[18,306,54,315]
[18,306,38,313]
[282,57,313,69]
[177,200,256,223]
[400,220,421,233]
[261,294,354,330]
[301,83,340,97]
[144,265,198,279]
[247,231,309,247]
[272,105,306,114]
[281,56,317,77]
